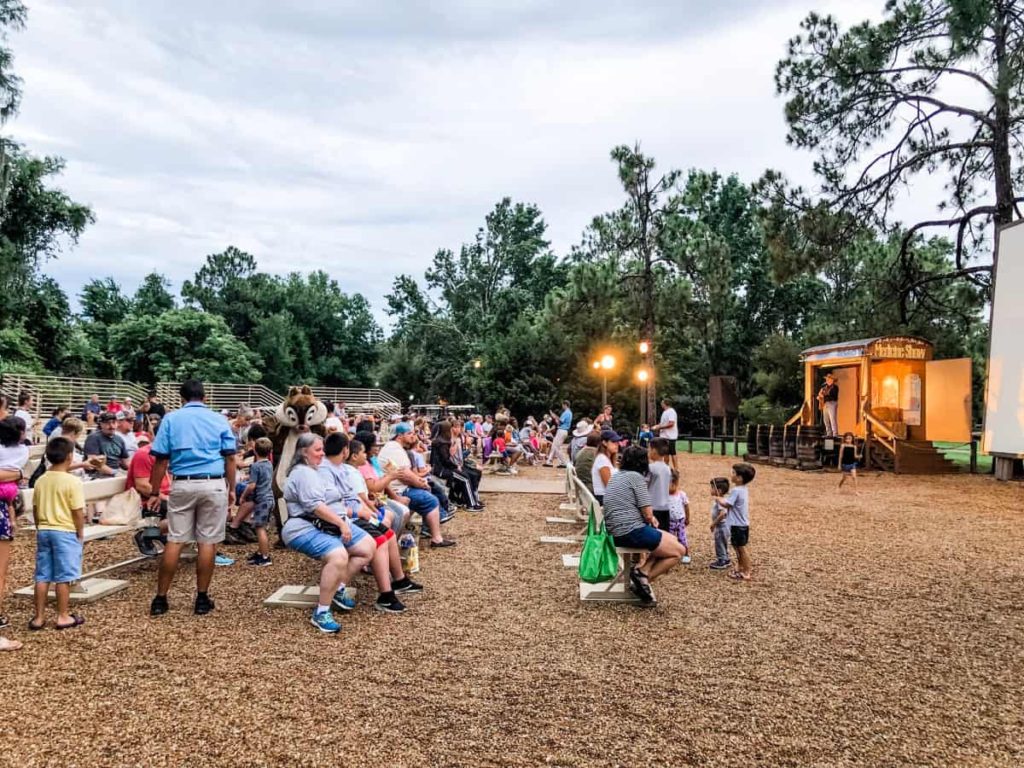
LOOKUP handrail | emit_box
[863,407,897,455]
[785,402,808,427]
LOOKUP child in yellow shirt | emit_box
[30,438,86,630]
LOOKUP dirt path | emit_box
[0,457,1021,766]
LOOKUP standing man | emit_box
[143,390,167,419]
[652,398,679,472]
[818,372,839,437]
[147,380,237,617]
[14,392,35,443]
[544,400,573,469]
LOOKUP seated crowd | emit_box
[0,387,748,648]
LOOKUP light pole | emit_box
[592,355,616,407]
[638,341,651,425]
[637,368,649,425]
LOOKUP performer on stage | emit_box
[817,372,839,437]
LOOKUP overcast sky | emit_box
[9,0,883,322]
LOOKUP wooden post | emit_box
[732,419,739,457]
[970,439,978,474]
[688,437,693,453]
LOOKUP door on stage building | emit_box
[831,366,860,435]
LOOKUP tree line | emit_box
[2,0,1019,432]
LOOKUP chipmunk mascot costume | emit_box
[261,386,328,534]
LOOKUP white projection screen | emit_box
[982,221,1024,457]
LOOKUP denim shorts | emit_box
[404,487,439,516]
[287,524,368,560]
[613,524,663,551]
[35,529,83,583]
[251,499,274,527]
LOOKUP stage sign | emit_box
[869,338,930,360]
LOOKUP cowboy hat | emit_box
[572,420,594,438]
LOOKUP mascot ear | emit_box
[287,387,300,397]
[276,400,298,428]
[300,385,313,395]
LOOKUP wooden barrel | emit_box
[796,425,823,465]
[746,424,757,456]
[783,425,797,461]
[756,424,770,457]
[768,425,784,461]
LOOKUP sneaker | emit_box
[332,589,356,612]
[439,511,455,524]
[375,596,407,614]
[681,555,692,565]
[149,595,169,616]
[466,505,484,513]
[0,614,9,630]
[248,554,273,567]
[708,560,731,570]
[223,527,246,546]
[393,578,424,594]
[214,553,235,567]
[310,609,341,634]
[194,594,215,615]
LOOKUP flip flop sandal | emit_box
[728,572,750,582]
[28,619,45,631]
[55,615,85,630]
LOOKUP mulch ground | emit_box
[1,457,1022,767]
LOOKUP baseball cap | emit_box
[600,429,622,442]
[116,410,131,421]
[393,423,412,436]
[99,412,117,423]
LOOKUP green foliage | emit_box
[768,0,1024,298]
[133,272,176,315]
[0,0,26,124]
[0,322,43,374]
[110,309,260,384]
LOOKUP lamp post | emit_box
[638,341,651,424]
[592,355,616,407]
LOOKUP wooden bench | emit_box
[262,498,360,608]
[555,466,653,604]
[15,475,154,603]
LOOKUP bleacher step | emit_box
[263,585,357,609]
[15,577,129,604]
[539,535,582,544]
[579,580,651,604]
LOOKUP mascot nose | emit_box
[298,425,310,434]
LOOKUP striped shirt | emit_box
[602,470,651,537]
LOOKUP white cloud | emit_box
[8,0,891,322]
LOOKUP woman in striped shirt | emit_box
[602,445,688,603]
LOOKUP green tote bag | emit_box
[578,504,620,584]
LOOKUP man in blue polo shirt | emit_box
[147,379,237,617]
[544,400,573,468]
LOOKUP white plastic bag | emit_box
[98,487,142,526]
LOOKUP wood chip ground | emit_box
[0,457,1021,767]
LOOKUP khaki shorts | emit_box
[167,479,228,544]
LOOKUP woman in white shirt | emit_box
[591,429,620,505]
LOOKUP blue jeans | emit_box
[405,487,439,517]
[713,522,730,563]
